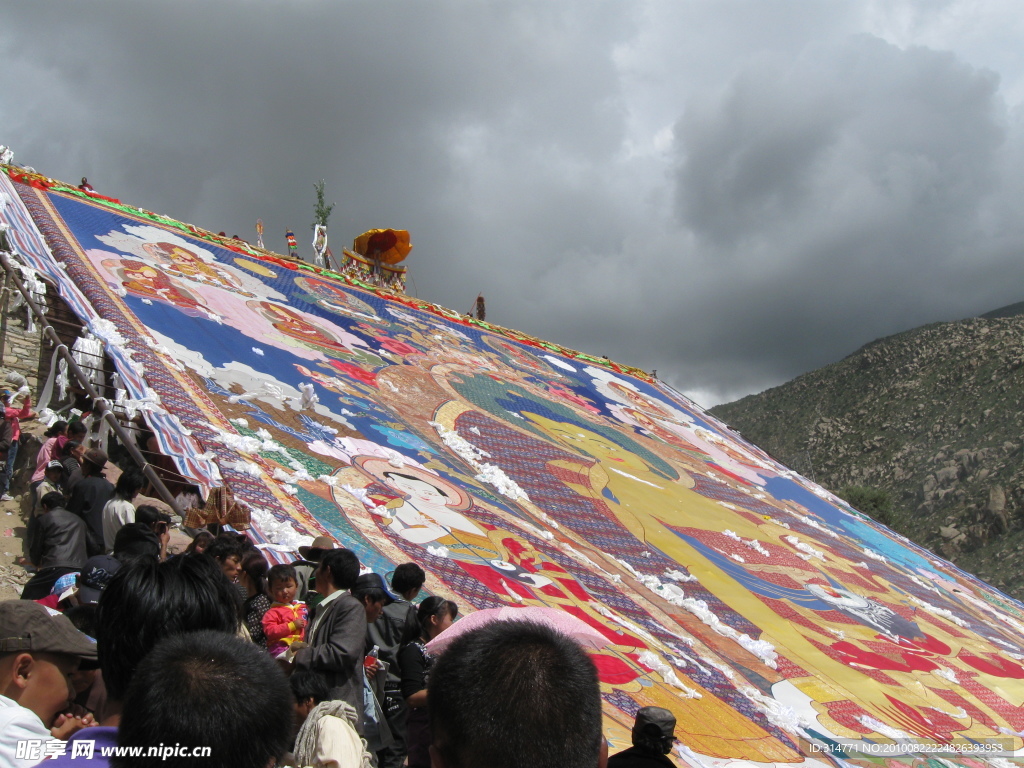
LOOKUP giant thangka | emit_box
[4,166,1024,766]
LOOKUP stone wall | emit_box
[0,263,91,410]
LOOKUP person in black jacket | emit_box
[67,448,114,555]
[368,563,425,768]
[607,707,677,768]
[21,491,88,599]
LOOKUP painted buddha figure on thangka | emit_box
[360,460,489,547]
[595,373,777,487]
[325,453,799,762]
[249,300,378,362]
[293,276,386,324]
[481,335,566,379]
[142,241,247,293]
[471,408,1024,743]
[103,258,210,317]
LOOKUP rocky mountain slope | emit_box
[710,313,1024,598]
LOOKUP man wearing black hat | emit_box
[67,448,114,556]
[0,601,98,766]
[607,707,677,768]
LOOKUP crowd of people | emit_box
[2,384,682,768]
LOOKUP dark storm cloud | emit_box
[665,35,1018,392]
[3,2,1024,406]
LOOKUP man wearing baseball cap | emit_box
[0,600,98,766]
[35,460,66,512]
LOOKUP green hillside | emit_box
[711,315,1024,597]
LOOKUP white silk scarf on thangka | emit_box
[6,167,1024,767]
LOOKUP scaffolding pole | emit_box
[0,244,186,519]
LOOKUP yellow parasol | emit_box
[352,228,412,265]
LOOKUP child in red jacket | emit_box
[262,564,308,657]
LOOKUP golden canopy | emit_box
[352,228,412,265]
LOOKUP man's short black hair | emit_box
[40,491,65,511]
[135,505,170,527]
[67,421,88,438]
[391,562,426,594]
[114,469,144,499]
[319,548,360,590]
[112,522,160,563]
[113,629,292,768]
[429,620,603,768]
[96,554,240,701]
[64,603,98,638]
[205,535,245,564]
[289,668,330,706]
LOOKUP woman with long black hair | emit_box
[398,596,458,768]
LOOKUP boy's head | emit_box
[44,460,64,481]
[0,601,97,727]
[267,564,298,604]
[391,562,426,599]
[96,555,239,703]
[429,620,604,768]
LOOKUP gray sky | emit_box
[4,1,1024,407]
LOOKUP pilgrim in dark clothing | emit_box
[607,706,678,768]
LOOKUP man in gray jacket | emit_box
[294,548,367,731]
